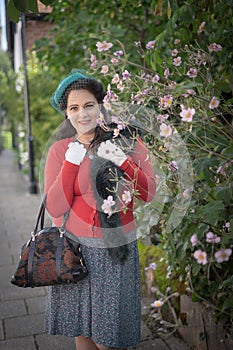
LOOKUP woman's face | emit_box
[66,89,100,136]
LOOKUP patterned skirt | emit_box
[45,239,141,349]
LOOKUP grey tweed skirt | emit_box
[45,239,141,348]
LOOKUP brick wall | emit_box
[25,20,53,50]
[25,0,53,50]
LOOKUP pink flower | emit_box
[113,128,120,138]
[146,40,156,50]
[90,54,97,69]
[190,234,198,246]
[96,112,105,127]
[183,188,190,198]
[117,80,125,92]
[114,50,123,56]
[157,114,169,122]
[152,74,160,83]
[122,70,131,81]
[142,73,151,82]
[225,222,230,230]
[145,262,157,271]
[174,39,180,45]
[101,65,109,74]
[103,101,112,111]
[168,161,179,172]
[151,300,164,308]
[208,43,222,52]
[187,68,197,78]
[206,232,221,244]
[198,21,206,33]
[159,94,173,108]
[173,56,182,66]
[159,123,173,138]
[215,249,232,263]
[164,68,170,79]
[209,96,220,109]
[110,93,118,102]
[101,195,115,216]
[150,262,157,270]
[186,89,196,95]
[180,105,195,122]
[194,250,208,265]
[111,74,120,84]
[122,190,132,204]
[96,41,113,52]
[111,57,120,64]
[103,93,111,103]
[171,49,178,57]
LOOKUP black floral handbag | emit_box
[11,196,88,288]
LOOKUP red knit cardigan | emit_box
[44,137,156,239]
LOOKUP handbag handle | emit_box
[32,194,70,239]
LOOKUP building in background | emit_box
[4,0,53,193]
[5,0,53,72]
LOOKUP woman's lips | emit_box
[79,120,91,125]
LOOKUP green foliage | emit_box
[71,0,232,331]
[33,0,157,74]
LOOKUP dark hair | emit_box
[56,78,107,143]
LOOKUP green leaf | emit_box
[221,140,233,157]
[167,0,171,19]
[178,4,194,25]
[214,186,233,205]
[13,0,30,12]
[28,0,38,13]
[173,81,202,93]
[220,276,233,288]
[198,200,225,226]
[192,264,201,277]
[7,0,20,22]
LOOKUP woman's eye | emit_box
[85,103,95,109]
[70,106,78,111]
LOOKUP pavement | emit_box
[0,148,192,350]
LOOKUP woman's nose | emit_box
[78,108,88,117]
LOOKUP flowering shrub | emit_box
[87,31,233,332]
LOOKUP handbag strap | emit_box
[32,194,70,237]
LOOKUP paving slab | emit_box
[36,333,76,350]
[4,313,45,338]
[0,300,27,319]
[0,336,36,350]
[25,295,46,315]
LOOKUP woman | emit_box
[44,69,156,350]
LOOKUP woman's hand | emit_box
[97,140,127,167]
[65,142,87,165]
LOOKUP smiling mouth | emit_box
[79,120,91,125]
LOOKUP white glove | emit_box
[97,140,127,167]
[65,142,87,165]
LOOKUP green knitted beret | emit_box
[50,69,97,114]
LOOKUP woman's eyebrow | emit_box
[68,100,96,108]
